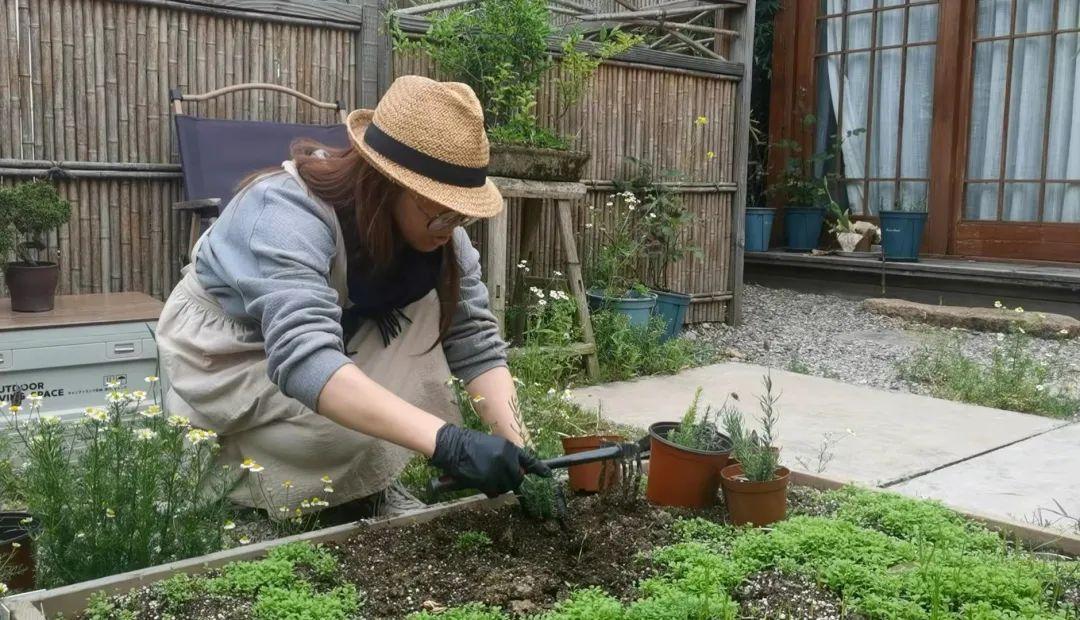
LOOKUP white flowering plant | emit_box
[586,190,651,297]
[2,378,232,588]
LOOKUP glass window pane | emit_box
[868,181,897,214]
[869,48,903,178]
[1058,0,1080,29]
[977,0,1014,38]
[814,56,842,177]
[877,8,906,47]
[1003,183,1040,221]
[848,12,873,49]
[1044,183,1080,222]
[1015,0,1054,33]
[820,18,844,54]
[842,51,872,178]
[964,183,1000,220]
[845,182,867,215]
[908,4,939,43]
[899,181,929,211]
[901,45,936,178]
[880,0,906,7]
[1046,33,1080,181]
[1004,35,1050,180]
[851,0,874,11]
[967,41,1009,180]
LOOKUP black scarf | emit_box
[340,246,444,351]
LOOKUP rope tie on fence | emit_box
[45,162,71,181]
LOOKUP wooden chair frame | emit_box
[169,82,348,259]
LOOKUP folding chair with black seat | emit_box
[169,83,350,262]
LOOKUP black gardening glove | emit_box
[430,424,552,498]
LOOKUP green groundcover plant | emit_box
[80,487,1079,619]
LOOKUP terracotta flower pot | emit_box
[0,511,36,591]
[561,434,625,493]
[645,422,730,509]
[720,463,790,527]
[4,262,60,312]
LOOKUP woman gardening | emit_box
[157,76,549,521]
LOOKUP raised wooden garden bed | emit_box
[2,473,1077,619]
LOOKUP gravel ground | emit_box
[687,284,1080,399]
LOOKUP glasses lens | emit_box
[428,212,476,232]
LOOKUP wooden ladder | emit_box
[484,177,599,380]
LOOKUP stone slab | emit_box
[572,363,1066,487]
[891,422,1080,530]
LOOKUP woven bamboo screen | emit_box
[1,0,740,323]
[396,53,737,322]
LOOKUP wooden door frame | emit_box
[769,0,1080,263]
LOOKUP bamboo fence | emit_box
[0,0,746,323]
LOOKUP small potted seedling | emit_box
[720,375,790,527]
[561,407,625,493]
[645,388,731,509]
[0,180,72,312]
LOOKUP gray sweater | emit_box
[194,171,507,410]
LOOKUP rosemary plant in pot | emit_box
[0,180,72,312]
[394,0,638,181]
[585,190,656,325]
[720,375,790,527]
[615,158,698,340]
[646,388,731,509]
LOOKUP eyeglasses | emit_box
[413,198,477,233]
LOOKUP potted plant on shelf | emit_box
[393,0,639,181]
[585,190,656,326]
[880,198,928,262]
[615,158,698,341]
[720,374,790,527]
[745,120,775,252]
[769,167,826,252]
[0,180,72,312]
[825,181,863,253]
[646,388,732,509]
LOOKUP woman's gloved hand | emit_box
[430,424,551,497]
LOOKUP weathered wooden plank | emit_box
[491,177,587,200]
[556,199,599,379]
[726,0,753,325]
[110,0,364,26]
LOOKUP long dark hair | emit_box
[250,140,461,343]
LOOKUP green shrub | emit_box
[4,382,231,588]
[454,531,493,553]
[899,330,1079,418]
[0,180,72,265]
[625,589,738,620]
[592,311,698,382]
[251,584,362,620]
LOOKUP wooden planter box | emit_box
[2,475,1076,620]
[487,144,590,182]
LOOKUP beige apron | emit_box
[155,163,461,511]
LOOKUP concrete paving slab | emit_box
[891,422,1080,530]
[572,363,1067,487]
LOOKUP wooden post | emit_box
[509,198,544,342]
[727,0,755,326]
[556,199,599,380]
[483,200,509,336]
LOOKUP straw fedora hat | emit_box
[347,75,503,219]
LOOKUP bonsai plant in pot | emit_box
[585,190,656,326]
[645,388,732,509]
[614,158,698,340]
[880,198,928,262]
[394,0,639,181]
[0,180,72,312]
[720,374,790,527]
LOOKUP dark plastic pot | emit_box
[652,289,691,342]
[745,208,775,252]
[0,511,36,591]
[720,463,790,527]
[783,206,825,251]
[645,422,731,509]
[879,210,928,262]
[561,434,625,493]
[586,289,657,328]
[4,262,60,312]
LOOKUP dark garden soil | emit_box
[332,493,680,618]
[735,570,865,620]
